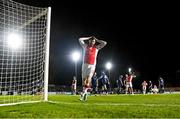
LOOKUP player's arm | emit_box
[132,72,136,78]
[97,75,103,80]
[96,39,107,49]
[79,37,91,47]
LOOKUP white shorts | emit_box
[72,84,76,90]
[126,82,133,88]
[82,63,95,79]
[142,86,147,90]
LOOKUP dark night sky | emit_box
[13,0,180,87]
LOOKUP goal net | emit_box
[0,0,51,106]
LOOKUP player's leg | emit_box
[125,83,129,94]
[84,65,95,100]
[80,64,93,101]
[80,78,86,101]
[142,86,145,94]
[144,87,147,94]
[104,84,108,95]
[119,86,122,94]
[129,82,134,94]
[85,65,95,90]
[84,68,95,100]
[130,87,134,94]
[80,64,87,101]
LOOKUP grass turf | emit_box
[0,94,180,118]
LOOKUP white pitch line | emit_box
[48,101,180,107]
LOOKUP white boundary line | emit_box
[48,101,180,107]
[1,100,180,107]
[0,101,42,107]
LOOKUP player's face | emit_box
[89,39,96,46]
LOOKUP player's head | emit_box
[73,76,76,80]
[101,71,105,76]
[129,71,132,75]
[88,36,96,46]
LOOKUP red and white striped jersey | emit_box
[79,37,107,65]
[84,45,98,64]
[128,75,133,82]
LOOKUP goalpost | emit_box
[0,0,51,106]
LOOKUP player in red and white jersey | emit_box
[79,36,107,101]
[125,72,136,94]
[141,80,148,94]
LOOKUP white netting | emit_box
[0,0,50,105]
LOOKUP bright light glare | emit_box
[72,51,80,62]
[106,62,112,70]
[128,67,132,73]
[8,33,22,49]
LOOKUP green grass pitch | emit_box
[0,94,180,118]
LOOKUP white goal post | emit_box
[0,0,51,106]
